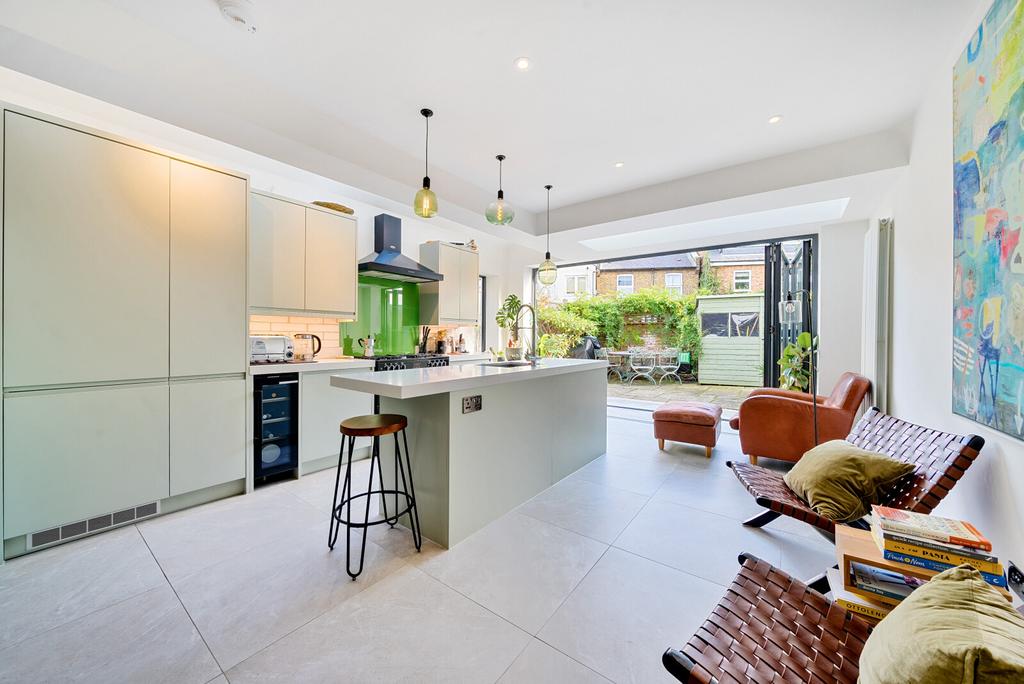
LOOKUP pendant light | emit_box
[413,108,438,218]
[485,154,515,225]
[537,184,558,286]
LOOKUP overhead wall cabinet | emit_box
[419,242,480,325]
[1,106,249,556]
[249,191,358,317]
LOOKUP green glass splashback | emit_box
[341,276,420,356]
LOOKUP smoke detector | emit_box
[216,0,257,34]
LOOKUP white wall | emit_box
[890,0,1024,564]
[816,220,868,391]
[0,68,541,349]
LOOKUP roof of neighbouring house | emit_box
[596,242,805,271]
[598,252,698,270]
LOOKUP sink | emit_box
[478,360,534,368]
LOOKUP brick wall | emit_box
[249,315,343,358]
[594,265,764,295]
[595,269,699,295]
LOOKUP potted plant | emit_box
[495,294,524,360]
[778,331,818,391]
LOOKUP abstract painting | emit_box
[952,0,1024,438]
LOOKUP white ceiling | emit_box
[0,0,975,239]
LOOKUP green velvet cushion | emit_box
[859,565,1024,683]
[782,439,915,522]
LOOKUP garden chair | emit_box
[628,350,658,384]
[656,347,682,384]
[663,553,870,683]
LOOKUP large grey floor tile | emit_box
[518,477,647,543]
[173,522,406,669]
[226,565,529,683]
[277,459,374,514]
[775,528,837,579]
[652,462,764,519]
[0,526,166,650]
[539,548,722,684]
[614,499,781,586]
[138,486,323,582]
[0,584,219,684]
[498,639,610,683]
[570,454,677,496]
[420,513,607,634]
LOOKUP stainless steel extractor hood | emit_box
[358,214,444,283]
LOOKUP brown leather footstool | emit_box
[653,401,722,458]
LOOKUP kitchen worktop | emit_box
[329,358,607,399]
[249,352,491,375]
[250,358,375,375]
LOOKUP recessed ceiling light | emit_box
[768,114,783,124]
[614,162,625,168]
[514,56,532,71]
[217,0,257,33]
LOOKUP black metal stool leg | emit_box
[400,428,422,551]
[347,435,378,580]
[328,434,350,550]
[375,435,395,528]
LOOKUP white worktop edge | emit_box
[329,359,607,399]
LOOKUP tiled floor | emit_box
[0,409,834,683]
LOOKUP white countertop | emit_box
[329,358,607,399]
[250,358,375,375]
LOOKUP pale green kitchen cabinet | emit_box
[170,160,248,377]
[3,383,170,538]
[2,110,170,388]
[169,378,246,496]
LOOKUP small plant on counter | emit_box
[495,293,524,351]
[778,331,818,391]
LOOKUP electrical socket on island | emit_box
[462,395,482,414]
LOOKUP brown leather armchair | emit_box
[728,372,871,464]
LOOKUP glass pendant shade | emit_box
[414,177,437,218]
[486,193,515,225]
[538,252,557,286]
[414,108,437,218]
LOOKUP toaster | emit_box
[250,335,295,363]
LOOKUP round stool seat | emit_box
[340,413,408,437]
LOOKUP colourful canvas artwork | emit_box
[952,0,1024,438]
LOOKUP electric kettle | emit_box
[293,333,321,362]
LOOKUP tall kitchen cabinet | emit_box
[249,191,357,317]
[1,108,248,554]
[419,242,480,326]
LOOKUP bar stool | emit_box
[328,413,422,580]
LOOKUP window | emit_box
[700,313,729,337]
[733,270,752,292]
[664,272,683,296]
[616,274,634,294]
[730,312,760,337]
[565,275,587,295]
[476,275,486,350]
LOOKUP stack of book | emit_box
[825,568,893,624]
[870,505,1007,589]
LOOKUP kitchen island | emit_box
[330,359,607,547]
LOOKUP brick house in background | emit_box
[595,245,766,296]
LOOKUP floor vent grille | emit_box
[28,502,160,550]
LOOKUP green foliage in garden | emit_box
[536,306,597,358]
[546,288,703,361]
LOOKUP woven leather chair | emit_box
[730,407,985,538]
[663,553,871,683]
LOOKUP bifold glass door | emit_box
[763,238,817,388]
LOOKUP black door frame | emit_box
[763,237,818,388]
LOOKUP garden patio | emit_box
[605,376,753,410]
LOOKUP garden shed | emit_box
[696,293,764,386]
